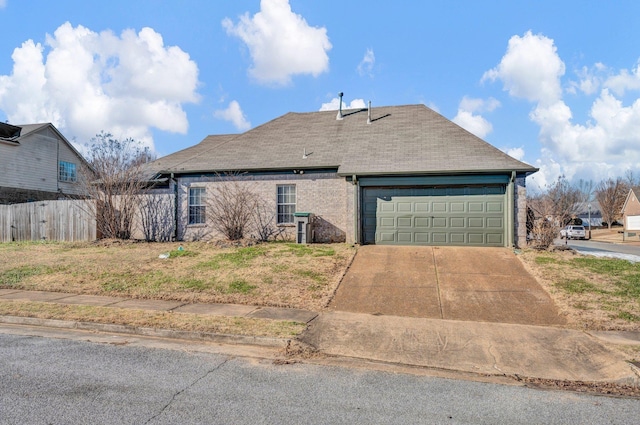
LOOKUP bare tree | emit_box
[206,178,259,241]
[527,176,587,249]
[595,177,628,229]
[79,132,155,239]
[624,170,638,186]
[546,176,586,226]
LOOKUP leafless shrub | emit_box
[251,200,285,242]
[206,177,258,241]
[139,193,174,242]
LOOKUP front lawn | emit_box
[518,249,640,331]
[0,240,355,311]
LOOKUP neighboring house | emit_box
[576,201,603,229]
[147,104,538,247]
[621,187,640,241]
[0,122,88,204]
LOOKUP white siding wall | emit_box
[0,126,86,199]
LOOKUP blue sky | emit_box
[2,1,640,190]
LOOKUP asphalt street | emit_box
[1,329,639,424]
[559,238,640,260]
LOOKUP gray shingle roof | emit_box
[151,104,537,177]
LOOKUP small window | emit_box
[58,161,77,182]
[189,187,206,225]
[277,185,296,224]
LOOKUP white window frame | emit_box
[277,184,296,225]
[188,187,206,225]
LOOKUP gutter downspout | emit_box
[171,173,178,241]
[352,174,360,244]
[507,171,515,248]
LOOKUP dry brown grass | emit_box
[0,240,356,311]
[518,248,640,331]
[0,300,305,337]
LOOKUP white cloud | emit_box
[505,147,525,161]
[0,0,6,9]
[485,31,640,186]
[0,22,199,151]
[482,31,565,105]
[319,97,366,111]
[357,48,375,77]
[604,61,640,96]
[452,96,500,139]
[569,63,607,96]
[214,100,251,131]
[223,0,331,86]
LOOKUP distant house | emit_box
[146,104,538,247]
[0,122,88,204]
[621,187,640,241]
[576,201,603,228]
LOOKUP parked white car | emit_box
[560,225,586,240]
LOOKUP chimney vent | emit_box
[367,101,371,124]
[336,92,344,120]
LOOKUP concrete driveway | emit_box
[329,245,565,326]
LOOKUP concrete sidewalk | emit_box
[2,288,639,385]
[0,289,318,323]
[300,311,640,384]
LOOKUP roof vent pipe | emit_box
[367,100,371,124]
[336,92,344,120]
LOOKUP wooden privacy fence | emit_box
[0,200,97,242]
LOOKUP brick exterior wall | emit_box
[514,174,528,248]
[176,172,354,243]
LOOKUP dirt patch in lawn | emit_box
[518,248,640,331]
[0,241,356,311]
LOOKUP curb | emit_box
[0,315,290,348]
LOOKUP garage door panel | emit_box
[397,202,412,212]
[432,233,448,243]
[486,202,503,213]
[450,217,465,228]
[378,232,396,242]
[433,202,447,212]
[380,217,395,228]
[468,217,484,228]
[380,202,396,212]
[450,202,465,213]
[433,217,447,227]
[486,217,503,228]
[415,233,430,243]
[397,217,412,227]
[469,202,484,212]
[415,217,430,227]
[362,186,506,247]
[450,233,465,243]
[397,232,413,242]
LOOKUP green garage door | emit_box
[362,186,507,246]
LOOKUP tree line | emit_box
[527,172,638,248]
